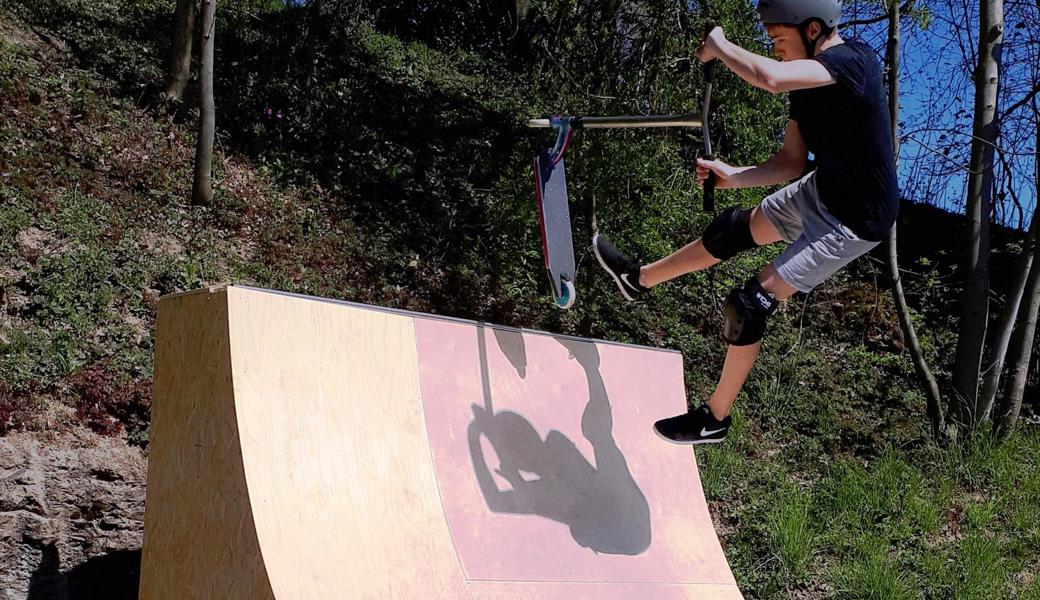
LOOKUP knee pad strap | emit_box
[723,277,778,346]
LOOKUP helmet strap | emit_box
[798,19,833,57]
[798,24,813,56]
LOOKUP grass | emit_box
[700,424,1040,598]
[767,484,816,581]
[831,537,918,600]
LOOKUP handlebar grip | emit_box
[703,155,716,213]
[704,189,715,212]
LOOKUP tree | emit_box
[884,0,945,441]
[980,102,1038,423]
[192,0,216,206]
[994,117,1040,437]
[163,0,196,103]
[950,0,1003,436]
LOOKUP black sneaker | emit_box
[654,404,731,445]
[592,234,647,301]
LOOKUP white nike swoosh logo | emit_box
[700,427,726,437]
[620,273,635,288]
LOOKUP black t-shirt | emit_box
[789,39,899,241]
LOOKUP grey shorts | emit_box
[759,172,880,293]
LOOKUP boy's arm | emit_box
[708,120,808,189]
[699,28,835,93]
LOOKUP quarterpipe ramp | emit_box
[139,285,742,599]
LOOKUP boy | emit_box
[593,0,899,444]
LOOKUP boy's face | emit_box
[765,23,807,61]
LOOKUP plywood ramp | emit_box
[140,286,742,599]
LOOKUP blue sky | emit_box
[843,0,1037,231]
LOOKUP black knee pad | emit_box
[723,277,779,346]
[702,207,755,260]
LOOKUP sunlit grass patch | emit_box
[766,484,816,580]
[830,538,918,600]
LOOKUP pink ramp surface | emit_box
[415,319,739,595]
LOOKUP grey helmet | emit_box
[756,0,842,28]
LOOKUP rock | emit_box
[0,432,146,596]
[20,513,58,545]
[142,288,161,311]
[89,468,122,483]
[22,493,48,517]
[98,516,125,531]
[13,473,36,486]
[137,231,185,258]
[14,227,49,264]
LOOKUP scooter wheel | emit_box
[554,278,576,309]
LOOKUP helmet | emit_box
[756,0,842,28]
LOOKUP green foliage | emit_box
[705,430,1040,598]
[23,249,116,332]
[0,38,15,88]
[0,196,31,236]
[1024,576,1040,600]
[1,325,85,390]
[1,0,167,90]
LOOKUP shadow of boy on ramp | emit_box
[468,330,651,555]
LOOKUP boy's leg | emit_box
[705,264,797,419]
[699,172,836,419]
[656,209,882,444]
[653,264,796,445]
[599,172,811,297]
[596,174,808,301]
[639,206,786,287]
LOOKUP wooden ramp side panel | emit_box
[139,288,276,599]
[225,287,469,599]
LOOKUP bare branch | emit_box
[841,1,914,27]
[1001,83,1040,121]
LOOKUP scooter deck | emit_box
[533,150,576,308]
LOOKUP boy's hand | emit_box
[696,157,737,189]
[696,26,726,63]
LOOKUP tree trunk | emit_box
[994,120,1040,437]
[304,0,323,92]
[163,0,196,103]
[885,0,945,441]
[980,196,1038,420]
[192,0,216,207]
[994,246,1040,437]
[951,0,1003,436]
